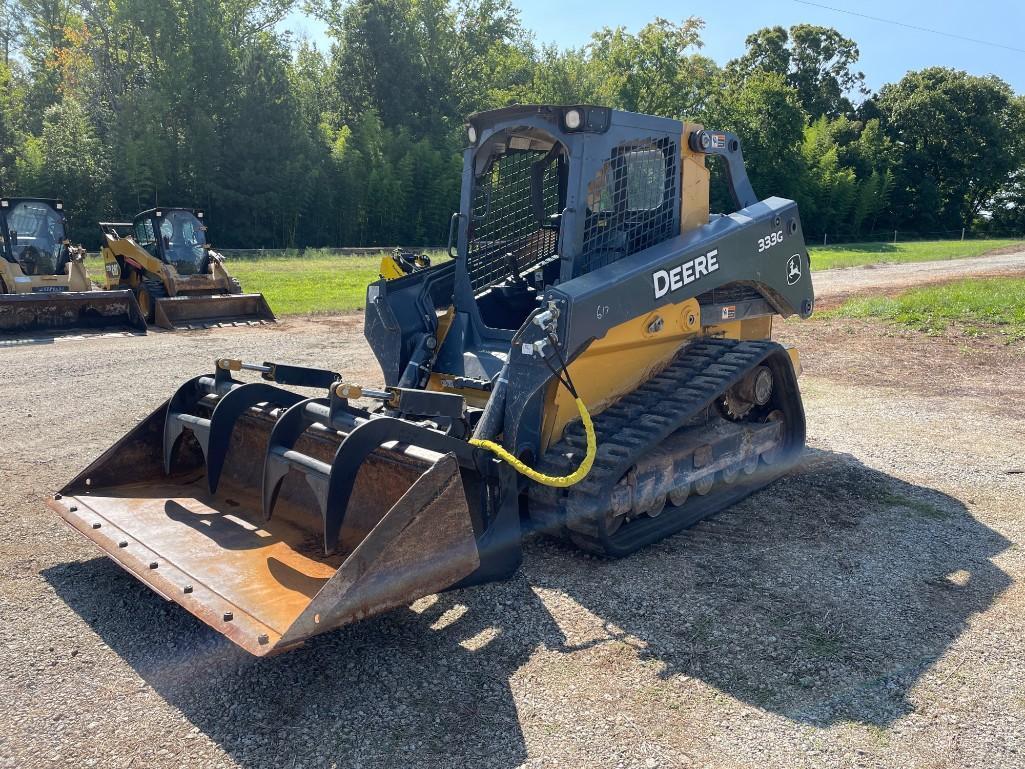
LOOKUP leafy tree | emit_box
[728,24,866,119]
[876,67,1023,231]
[34,97,110,242]
[0,59,20,189]
[0,0,21,66]
[324,0,459,138]
[583,17,718,118]
[701,70,806,212]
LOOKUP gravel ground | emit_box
[1,260,1024,768]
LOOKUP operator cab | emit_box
[457,105,682,332]
[0,198,70,276]
[133,208,210,275]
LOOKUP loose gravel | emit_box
[1,265,1023,768]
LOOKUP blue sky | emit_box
[281,0,1025,94]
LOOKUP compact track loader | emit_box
[100,208,274,329]
[0,197,145,334]
[51,106,814,655]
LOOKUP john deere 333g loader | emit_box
[0,197,145,334]
[50,106,814,655]
[100,207,274,329]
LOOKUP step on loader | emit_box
[99,207,274,329]
[0,197,146,334]
[50,106,814,655]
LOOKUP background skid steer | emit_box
[0,197,145,334]
[100,207,274,330]
[51,105,814,655]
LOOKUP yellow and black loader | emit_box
[50,105,814,655]
[0,197,145,334]
[100,207,274,329]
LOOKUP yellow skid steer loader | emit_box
[100,207,274,329]
[0,197,145,334]
[51,106,814,656]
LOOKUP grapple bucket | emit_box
[0,290,147,334]
[46,365,510,655]
[152,293,275,330]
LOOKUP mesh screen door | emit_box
[466,148,563,293]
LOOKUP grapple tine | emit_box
[163,375,216,475]
[261,396,328,521]
[205,383,304,495]
[322,416,479,555]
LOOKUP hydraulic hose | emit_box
[469,396,595,487]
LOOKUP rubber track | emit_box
[530,337,791,555]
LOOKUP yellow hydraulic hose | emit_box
[469,396,596,487]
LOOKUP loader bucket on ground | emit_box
[152,293,275,330]
[48,381,481,655]
[0,290,147,334]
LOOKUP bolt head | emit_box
[183,584,193,594]
[223,612,233,622]
[91,522,101,529]
[118,540,128,548]
[149,561,158,569]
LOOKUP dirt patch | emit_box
[777,317,1025,405]
[978,243,1025,256]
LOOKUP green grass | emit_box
[825,276,1025,342]
[228,254,385,316]
[85,248,448,316]
[807,239,1018,271]
[83,240,1022,316]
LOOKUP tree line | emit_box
[1,1,1023,249]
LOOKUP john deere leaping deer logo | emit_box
[786,253,802,285]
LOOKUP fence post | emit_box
[893,230,897,245]
[823,233,827,246]
[961,227,965,241]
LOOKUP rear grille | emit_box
[697,282,764,304]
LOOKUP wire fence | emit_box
[812,227,1025,246]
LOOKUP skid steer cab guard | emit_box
[50,359,521,655]
[0,197,146,334]
[52,105,815,655]
[99,208,274,329]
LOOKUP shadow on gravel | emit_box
[44,448,1010,766]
